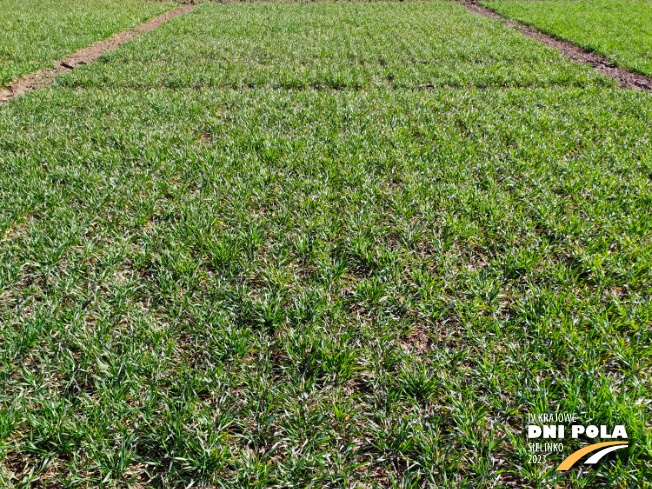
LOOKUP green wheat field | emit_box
[0,1,650,487]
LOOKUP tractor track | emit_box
[461,0,652,91]
[0,4,196,105]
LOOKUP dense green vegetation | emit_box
[483,0,652,77]
[0,1,650,487]
[62,1,608,89]
[0,0,172,86]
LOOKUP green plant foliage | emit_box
[0,0,173,86]
[61,1,608,89]
[483,0,652,77]
[0,1,650,487]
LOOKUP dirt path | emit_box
[0,4,195,105]
[462,1,652,91]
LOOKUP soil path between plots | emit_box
[0,4,195,105]
[462,1,652,91]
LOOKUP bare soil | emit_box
[462,1,652,91]
[0,4,195,104]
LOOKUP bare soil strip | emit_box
[462,1,652,91]
[0,4,195,104]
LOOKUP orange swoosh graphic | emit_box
[556,441,628,471]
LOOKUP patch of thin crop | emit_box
[0,85,651,487]
[482,0,652,77]
[59,1,610,90]
[0,0,173,87]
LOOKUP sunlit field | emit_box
[0,0,172,86]
[484,0,652,77]
[0,2,650,487]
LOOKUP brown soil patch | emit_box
[462,1,652,91]
[0,4,195,104]
[399,327,434,354]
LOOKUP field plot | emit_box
[483,0,652,77]
[1,1,651,488]
[62,1,608,89]
[0,0,172,87]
